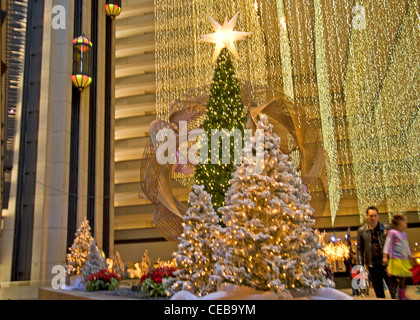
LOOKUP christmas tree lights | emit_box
[193,47,248,218]
[82,241,108,279]
[66,217,95,276]
[172,185,222,297]
[107,251,127,278]
[213,115,332,298]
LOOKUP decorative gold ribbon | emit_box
[139,83,326,241]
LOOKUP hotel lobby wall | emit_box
[114,242,178,264]
[0,0,113,283]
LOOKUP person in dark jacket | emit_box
[357,206,398,299]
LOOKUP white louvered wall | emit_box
[113,0,187,259]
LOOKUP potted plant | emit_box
[139,266,176,298]
[85,269,121,292]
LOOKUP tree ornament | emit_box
[200,12,252,62]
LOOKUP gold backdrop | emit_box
[152,0,420,225]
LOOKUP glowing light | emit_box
[279,16,287,29]
[154,0,420,227]
[72,35,93,91]
[323,241,350,265]
[200,12,252,62]
[105,0,122,19]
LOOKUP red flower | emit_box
[85,269,121,283]
[140,266,177,284]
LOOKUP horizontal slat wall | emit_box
[114,0,189,237]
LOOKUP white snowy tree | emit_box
[172,185,222,297]
[82,240,108,279]
[213,114,332,298]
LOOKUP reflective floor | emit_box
[340,285,420,300]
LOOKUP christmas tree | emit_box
[82,241,108,279]
[66,217,95,276]
[213,115,332,298]
[107,251,127,278]
[194,47,248,217]
[140,250,151,274]
[172,185,222,297]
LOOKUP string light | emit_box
[154,0,419,225]
[314,0,341,224]
[345,1,420,221]
[322,241,350,266]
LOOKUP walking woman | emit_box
[383,214,416,300]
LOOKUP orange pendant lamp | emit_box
[105,0,122,19]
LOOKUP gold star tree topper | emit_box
[200,12,252,62]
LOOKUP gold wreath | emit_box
[139,83,327,241]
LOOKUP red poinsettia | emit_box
[86,269,121,283]
[140,266,176,284]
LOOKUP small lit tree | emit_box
[66,217,95,276]
[140,250,151,274]
[172,185,222,297]
[126,250,151,279]
[107,251,127,278]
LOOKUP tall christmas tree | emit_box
[66,217,95,276]
[172,185,222,297]
[195,12,251,217]
[194,47,248,216]
[213,115,332,298]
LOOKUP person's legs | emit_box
[384,273,398,299]
[369,266,386,298]
[398,277,409,300]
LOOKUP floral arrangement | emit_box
[139,266,177,298]
[85,269,121,292]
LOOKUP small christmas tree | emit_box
[82,241,108,279]
[66,217,95,276]
[126,251,151,279]
[108,251,127,278]
[172,185,222,297]
[140,250,151,275]
[213,115,332,298]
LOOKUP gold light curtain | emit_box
[344,0,420,221]
[154,0,268,121]
[153,0,420,224]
